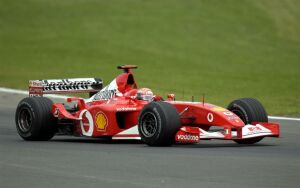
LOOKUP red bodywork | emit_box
[49,67,280,143]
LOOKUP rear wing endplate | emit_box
[29,78,102,97]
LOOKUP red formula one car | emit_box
[15,65,280,146]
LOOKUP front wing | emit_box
[111,123,280,144]
[176,122,280,143]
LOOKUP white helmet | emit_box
[136,88,153,101]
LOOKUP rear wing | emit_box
[29,78,102,97]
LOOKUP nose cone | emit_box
[207,106,245,128]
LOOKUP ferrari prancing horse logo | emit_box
[95,112,108,131]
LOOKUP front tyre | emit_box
[227,98,268,144]
[15,97,57,141]
[138,101,181,146]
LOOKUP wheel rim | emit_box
[18,109,32,133]
[141,112,158,138]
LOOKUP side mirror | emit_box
[167,94,175,101]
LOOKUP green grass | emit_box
[0,0,299,115]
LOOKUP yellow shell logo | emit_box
[95,112,107,130]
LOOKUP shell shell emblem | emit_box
[95,112,108,131]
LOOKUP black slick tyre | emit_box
[227,98,268,144]
[138,101,181,146]
[15,97,57,141]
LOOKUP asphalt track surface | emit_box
[0,93,299,188]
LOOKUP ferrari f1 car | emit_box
[15,65,280,146]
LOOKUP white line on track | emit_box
[268,116,300,121]
[1,87,300,121]
[0,87,68,99]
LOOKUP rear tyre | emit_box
[138,101,181,146]
[227,98,268,144]
[15,97,57,141]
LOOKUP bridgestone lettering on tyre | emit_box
[138,101,181,146]
[15,97,57,141]
[227,98,268,144]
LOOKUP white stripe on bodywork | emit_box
[117,125,139,135]
[199,128,225,139]
[112,137,141,140]
[79,110,94,136]
[112,125,141,140]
